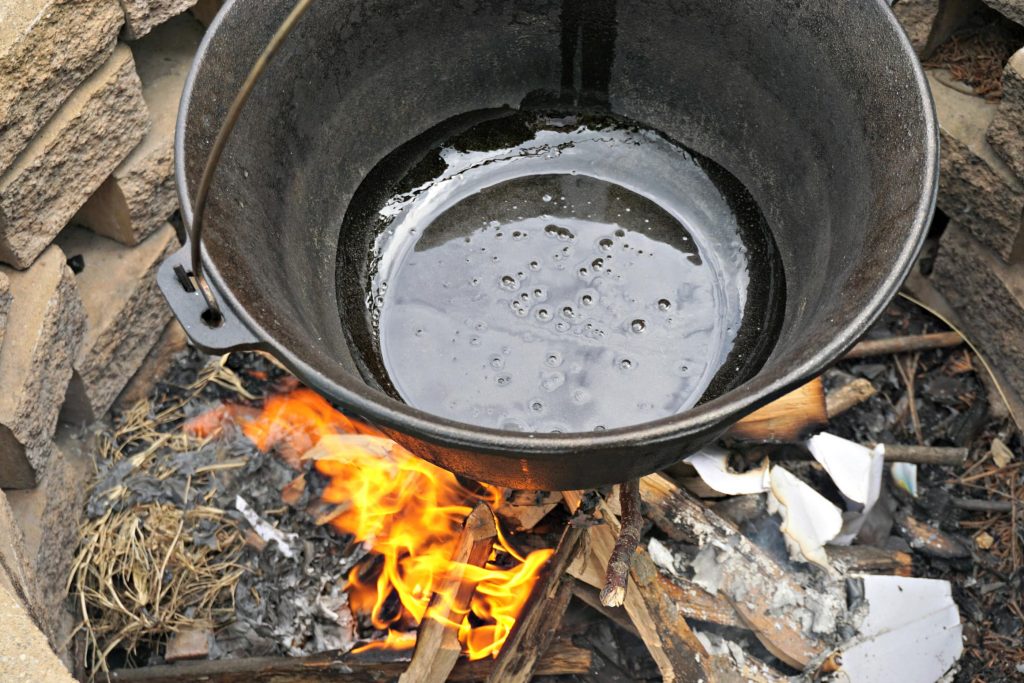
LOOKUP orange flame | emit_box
[196,388,553,659]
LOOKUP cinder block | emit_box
[0,44,149,269]
[893,0,939,54]
[6,430,93,660]
[0,0,124,173]
[58,224,178,423]
[189,0,223,26]
[76,15,204,245]
[929,73,1024,262]
[0,246,86,489]
[119,0,200,40]
[0,492,43,636]
[0,582,76,683]
[116,320,189,410]
[988,49,1024,181]
[932,223,1024,407]
[984,0,1024,25]
[0,272,9,354]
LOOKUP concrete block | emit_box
[76,15,203,245]
[929,72,1024,262]
[0,0,124,173]
[0,44,149,269]
[0,583,75,683]
[0,247,86,489]
[988,49,1024,182]
[932,223,1024,407]
[115,320,188,410]
[189,0,222,26]
[0,272,9,354]
[0,492,43,636]
[6,430,93,660]
[893,0,940,54]
[119,0,199,40]
[58,224,178,423]
[984,0,1024,25]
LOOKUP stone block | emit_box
[6,430,93,659]
[119,0,199,40]
[76,15,203,245]
[984,0,1024,25]
[932,223,1024,407]
[0,44,149,269]
[988,49,1024,181]
[0,272,9,353]
[0,492,43,634]
[0,583,75,683]
[0,246,85,489]
[58,224,178,423]
[929,72,1024,262]
[0,0,124,173]
[116,320,189,410]
[189,0,222,26]
[893,0,939,54]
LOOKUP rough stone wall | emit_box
[896,4,1024,412]
[0,0,206,673]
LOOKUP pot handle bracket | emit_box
[158,244,263,354]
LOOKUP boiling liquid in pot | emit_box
[340,111,785,433]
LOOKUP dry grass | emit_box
[68,357,253,678]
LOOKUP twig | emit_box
[843,331,963,359]
[882,444,968,466]
[601,480,641,607]
[826,377,877,418]
[953,497,1015,513]
[895,353,925,445]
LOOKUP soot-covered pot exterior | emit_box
[161,0,938,489]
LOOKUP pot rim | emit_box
[174,0,939,457]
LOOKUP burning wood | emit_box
[228,389,556,660]
[399,504,496,683]
[485,524,585,683]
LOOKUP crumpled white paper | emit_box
[767,466,843,571]
[684,448,770,496]
[806,433,885,544]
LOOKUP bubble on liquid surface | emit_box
[354,112,785,433]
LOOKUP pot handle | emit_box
[158,244,264,354]
[183,0,316,326]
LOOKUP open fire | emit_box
[189,387,553,660]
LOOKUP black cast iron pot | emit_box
[161,0,938,490]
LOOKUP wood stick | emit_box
[824,545,913,577]
[565,492,714,683]
[881,444,968,466]
[398,503,496,683]
[601,479,641,607]
[826,377,877,417]
[485,524,586,683]
[953,496,1015,513]
[726,378,827,441]
[768,443,968,466]
[638,474,829,668]
[843,331,963,360]
[108,640,592,682]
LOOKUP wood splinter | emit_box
[600,478,642,607]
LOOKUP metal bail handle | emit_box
[187,0,317,326]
